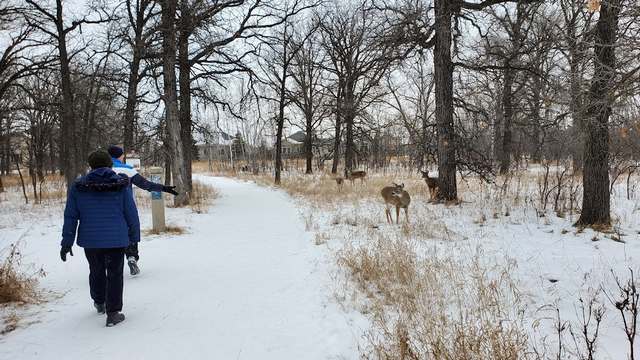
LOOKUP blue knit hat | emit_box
[108,145,124,159]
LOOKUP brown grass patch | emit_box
[1,174,67,204]
[0,243,45,305]
[189,180,220,214]
[338,233,529,359]
[143,224,187,236]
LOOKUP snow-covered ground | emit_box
[2,170,639,359]
[0,176,365,360]
[284,171,640,359]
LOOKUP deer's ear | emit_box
[401,183,405,188]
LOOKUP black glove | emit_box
[60,246,73,262]
[162,185,179,196]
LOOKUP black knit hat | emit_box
[108,145,124,159]
[88,150,113,169]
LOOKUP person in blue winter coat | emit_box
[61,150,139,327]
[107,145,178,275]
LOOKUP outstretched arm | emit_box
[130,173,164,192]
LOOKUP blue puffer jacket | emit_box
[61,168,140,249]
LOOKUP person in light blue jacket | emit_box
[108,145,178,275]
[61,150,138,327]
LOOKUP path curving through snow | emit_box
[0,176,362,360]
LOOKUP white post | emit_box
[148,167,165,232]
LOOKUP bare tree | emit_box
[160,0,189,206]
[24,0,111,185]
[288,23,327,174]
[577,0,623,227]
[320,1,407,176]
[119,0,159,156]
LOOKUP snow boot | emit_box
[106,312,125,327]
[127,256,140,276]
[94,302,106,314]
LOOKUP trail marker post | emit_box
[148,167,165,232]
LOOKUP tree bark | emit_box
[433,0,457,201]
[55,0,78,185]
[161,0,189,206]
[499,65,514,174]
[567,7,586,171]
[123,0,153,157]
[331,77,343,175]
[304,119,313,174]
[576,0,621,227]
[343,83,356,176]
[274,63,287,185]
[123,42,142,155]
[178,1,193,192]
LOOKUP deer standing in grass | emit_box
[334,176,344,192]
[421,171,441,202]
[346,170,366,185]
[381,183,411,224]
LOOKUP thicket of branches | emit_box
[0,0,639,227]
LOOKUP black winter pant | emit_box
[84,248,125,313]
[125,242,139,261]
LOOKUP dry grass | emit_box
[189,180,220,213]
[338,233,530,360]
[143,224,187,236]
[0,243,44,305]
[1,174,67,204]
[0,243,46,335]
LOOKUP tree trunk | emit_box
[14,153,28,204]
[305,115,313,174]
[274,78,286,185]
[331,114,341,174]
[576,0,621,227]
[331,78,343,175]
[56,0,77,186]
[161,0,189,206]
[567,14,585,171]
[343,83,355,175]
[433,0,457,201]
[530,68,543,163]
[178,2,193,192]
[499,65,514,174]
[123,46,142,155]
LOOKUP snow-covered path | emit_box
[0,176,361,360]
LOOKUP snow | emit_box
[293,173,640,359]
[0,176,364,360]
[2,170,639,359]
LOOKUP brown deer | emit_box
[380,183,411,224]
[420,171,441,202]
[346,170,367,185]
[334,176,344,192]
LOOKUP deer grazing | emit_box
[334,176,344,192]
[420,171,441,202]
[380,183,411,224]
[346,170,367,185]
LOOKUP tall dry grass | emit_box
[0,243,45,305]
[338,232,530,360]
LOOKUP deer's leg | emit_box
[404,207,409,223]
[396,206,400,224]
[385,204,393,224]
